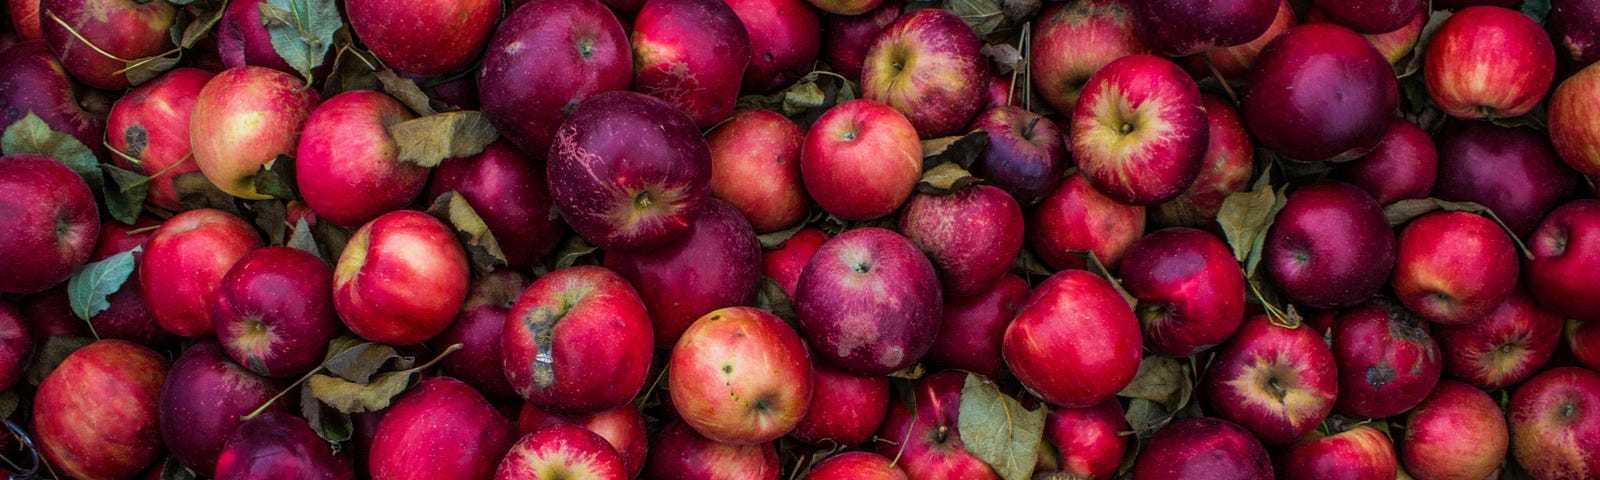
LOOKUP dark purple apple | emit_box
[795,227,941,376]
[1329,298,1442,419]
[1122,227,1247,357]
[605,198,762,348]
[1243,23,1399,162]
[1434,288,1563,390]
[1334,118,1437,206]
[0,153,98,294]
[0,40,110,163]
[1202,316,1338,445]
[159,340,287,472]
[1432,122,1580,237]
[924,274,1029,378]
[873,372,1001,480]
[1130,417,1273,480]
[369,377,519,480]
[214,412,356,480]
[216,0,296,73]
[969,105,1069,207]
[433,271,529,400]
[899,185,1025,297]
[213,247,342,378]
[1263,180,1396,309]
[1311,0,1421,33]
[1548,0,1600,69]
[1130,0,1279,56]
[630,0,751,128]
[430,140,566,268]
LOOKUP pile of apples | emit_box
[2,0,1599,477]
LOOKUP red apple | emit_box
[1425,6,1556,119]
[1548,0,1600,69]
[799,99,921,221]
[158,340,286,472]
[1274,424,1398,480]
[1307,6,1427,64]
[434,271,529,400]
[723,0,819,93]
[39,0,174,89]
[296,90,425,228]
[503,265,654,416]
[874,372,1001,480]
[1570,319,1600,370]
[82,218,173,347]
[1334,118,1438,206]
[1005,269,1142,408]
[190,66,321,199]
[630,0,750,128]
[1122,227,1247,357]
[0,301,32,393]
[1202,316,1338,445]
[1263,180,1396,309]
[1330,299,1442,419]
[645,420,780,480]
[0,40,110,163]
[1130,417,1273,480]
[1434,288,1563,390]
[1130,0,1279,56]
[1072,54,1207,205]
[0,153,98,294]
[1509,366,1600,479]
[495,424,627,480]
[1432,122,1579,237]
[33,340,168,480]
[9,0,40,39]
[706,109,811,233]
[795,227,941,376]
[1184,0,1295,80]
[1392,211,1520,325]
[369,377,519,480]
[1029,0,1148,114]
[1550,61,1600,177]
[216,0,296,73]
[333,210,469,345]
[1036,399,1127,480]
[105,67,210,211]
[347,0,497,75]
[924,274,1028,377]
[517,403,648,479]
[669,306,812,444]
[969,105,1069,207]
[801,452,906,480]
[214,246,342,378]
[141,208,265,337]
[789,366,888,446]
[1527,200,1600,322]
[214,412,356,480]
[1150,94,1255,228]
[605,198,761,348]
[429,140,566,268]
[1311,0,1420,34]
[1244,23,1398,162]
[819,0,902,79]
[899,185,1025,297]
[1401,380,1509,480]
[861,9,985,139]
[762,228,829,298]
[1026,172,1147,271]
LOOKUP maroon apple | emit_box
[296,90,425,228]
[434,271,529,400]
[1305,6,1426,65]
[1274,424,1398,480]
[214,412,356,480]
[799,99,921,221]
[141,208,265,337]
[105,67,210,211]
[1036,399,1127,480]
[1432,122,1579,237]
[9,0,40,39]
[762,228,829,298]
[723,0,820,93]
[213,246,342,378]
[1185,0,1295,81]
[1392,211,1520,325]
[1243,23,1398,162]
[1071,54,1207,205]
[969,105,1069,207]
[1030,0,1149,115]
[1571,319,1600,370]
[18,285,88,341]
[1424,6,1555,119]
[1334,118,1437,206]
[1150,94,1255,228]
[517,403,648,479]
[1548,0,1600,69]
[84,218,171,347]
[1026,172,1147,271]
[369,377,519,480]
[1122,227,1247,357]
[669,306,812,444]
[874,372,1001,480]
[924,274,1028,377]
[1130,417,1273,480]
[630,0,750,128]
[1527,200,1600,322]
[216,0,296,73]
[1509,366,1600,479]
[1550,60,1600,177]
[861,9,986,138]
[0,153,98,294]
[159,340,286,472]
[347,0,497,75]
[1263,180,1396,309]
[899,185,1025,297]
[801,452,907,480]
[795,227,941,376]
[981,71,1013,112]
[645,420,780,480]
[0,40,110,163]
[605,198,761,348]
[39,0,174,89]
[1330,298,1442,419]
[1434,288,1563,390]
[1005,269,1142,408]
[503,265,654,416]
[789,366,888,446]
[1401,380,1509,480]
[190,66,320,199]
[0,301,32,392]
[706,109,811,233]
[494,424,627,480]
[33,340,168,480]
[1130,0,1279,56]
[429,140,566,268]
[1311,0,1420,34]
[1202,316,1338,445]
[819,0,902,80]
[333,210,469,345]
[547,91,712,252]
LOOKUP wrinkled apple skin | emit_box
[1004,269,1142,408]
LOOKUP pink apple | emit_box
[333,210,469,345]
[818,0,901,79]
[1131,417,1273,480]
[706,109,811,233]
[669,306,812,444]
[630,0,750,128]
[1392,211,1520,325]
[1130,0,1279,56]
[799,99,921,221]
[645,420,780,480]
[1527,200,1600,322]
[1202,315,1338,445]
[761,228,829,298]
[516,403,648,479]
[1263,180,1396,309]
[1334,118,1437,206]
[159,340,286,472]
[503,265,654,416]
[899,185,1025,297]
[1432,122,1579,237]
[296,90,426,228]
[213,247,342,378]
[969,105,1069,207]
[1036,399,1127,480]
[1508,367,1600,479]
[874,372,1001,480]
[1434,288,1562,390]
[1029,0,1149,114]
[1550,61,1600,177]
[495,424,627,480]
[105,67,210,211]
[1150,94,1255,228]
[1005,269,1142,408]
[1401,380,1509,480]
[795,227,941,376]
[33,340,168,480]
[861,9,986,138]
[1274,424,1398,480]
[1424,6,1556,119]
[141,208,265,337]
[1243,23,1398,162]
[789,366,888,446]
[0,153,98,294]
[190,66,320,199]
[214,412,356,480]
[1026,172,1147,271]
[369,377,519,480]
[347,0,497,75]
[1330,299,1442,419]
[723,0,820,93]
[429,140,566,268]
[1122,227,1247,357]
[39,0,173,89]
[924,274,1029,377]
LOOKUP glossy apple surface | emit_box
[141,208,265,337]
[503,265,654,416]
[795,227,941,377]
[1005,269,1142,408]
[0,153,98,294]
[1243,23,1398,162]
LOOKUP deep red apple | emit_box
[1130,0,1279,56]
[517,403,648,479]
[214,412,356,480]
[1527,200,1600,322]
[190,66,320,199]
[1424,6,1555,119]
[429,140,566,268]
[1434,288,1563,390]
[1036,399,1127,480]
[969,105,1069,207]
[105,67,210,211]
[33,340,168,480]
[0,40,110,163]
[85,217,172,348]
[1263,180,1396,309]
[1392,211,1520,325]
[159,340,286,472]
[347,0,497,75]
[495,424,627,480]
[0,153,98,294]
[0,302,31,393]
[1330,299,1442,419]
[1122,227,1247,357]
[761,228,829,298]
[1401,380,1509,480]
[434,271,529,400]
[369,377,519,480]
[924,274,1029,377]
[1005,269,1142,408]
[669,306,812,444]
[9,0,40,39]
[1550,61,1600,177]
[141,208,265,337]
[1432,122,1579,237]
[1026,172,1147,271]
[1311,0,1420,34]
[630,0,750,128]
[1273,424,1398,480]
[1243,23,1398,162]
[216,0,296,73]
[1184,0,1294,81]
[333,210,469,345]
[799,99,921,221]
[645,420,780,480]
[1548,0,1600,69]
[1071,54,1207,205]
[213,246,342,378]
[1509,366,1600,479]
[899,185,1025,297]
[706,109,811,233]
[861,9,986,138]
[1571,319,1600,370]
[39,0,173,89]
[605,198,762,348]
[1334,118,1437,206]
[818,0,902,80]
[800,452,907,480]
[1150,93,1255,228]
[723,0,820,93]
[503,265,654,416]
[795,227,941,376]
[789,366,888,446]
[1130,417,1273,480]
[1202,316,1338,445]
[296,90,426,228]
[18,285,88,341]
[1030,0,1149,114]
[873,372,1001,480]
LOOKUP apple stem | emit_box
[1202,53,1240,105]
[45,11,134,63]
[1247,278,1300,329]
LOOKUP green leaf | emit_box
[389,111,499,168]
[322,341,411,384]
[179,0,227,49]
[427,191,509,275]
[916,162,980,195]
[1398,10,1453,79]
[124,55,182,87]
[1116,356,1192,411]
[258,0,342,82]
[253,154,298,200]
[159,456,200,480]
[287,217,320,259]
[101,163,150,224]
[66,248,141,322]
[2,112,102,193]
[300,384,353,444]
[957,373,1046,480]
[307,370,416,413]
[173,171,240,215]
[552,234,599,270]
[1521,0,1551,24]
[375,69,438,116]
[0,390,19,419]
[321,37,380,98]
[1216,181,1287,277]
[948,0,1006,36]
[27,335,95,386]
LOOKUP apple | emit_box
[1330,299,1442,419]
[190,66,321,199]
[141,208,265,337]
[1202,315,1338,445]
[1306,7,1426,64]
[799,99,921,221]
[214,412,356,480]
[1130,417,1273,480]
[1509,367,1600,479]
[369,377,520,480]
[1334,118,1437,206]
[1432,122,1579,237]
[874,372,1002,480]
[1029,0,1149,114]
[1432,0,1519,8]
[1311,0,1420,34]
[430,140,565,268]
[495,424,627,480]
[333,210,469,345]
[81,218,172,348]
[216,0,297,73]
[1433,288,1562,390]
[723,0,820,93]
[548,91,712,252]
[1130,0,1279,56]
[1122,227,1247,357]
[762,228,829,298]
[645,420,780,480]
[1150,94,1255,228]
[1263,180,1396,309]
[8,0,39,39]
[347,0,496,75]
[981,72,1014,111]
[862,9,985,139]
[433,271,529,400]
[819,0,902,79]
[1026,172,1147,271]
[105,67,210,211]
[795,227,941,376]
[1005,270,1142,408]
[801,452,906,480]
[39,0,173,89]
[1274,424,1398,480]
[1548,0,1600,69]
[670,306,812,444]
[159,340,286,472]
[33,340,168,480]
[1571,319,1600,370]
[0,301,31,393]
[296,90,425,228]
[1036,399,1127,480]
[1244,23,1398,162]
[18,285,89,340]
[517,403,648,479]
[0,153,98,294]
[1184,0,1294,80]
[1426,4,1557,119]
[213,246,342,378]
[0,40,111,162]
[706,109,810,233]
[1550,61,1600,177]
[969,105,1069,207]
[1527,200,1600,321]
[789,366,888,446]
[1392,211,1520,325]
[503,265,654,416]
[605,198,762,348]
[899,185,1025,297]
[924,274,1029,377]
[1401,380,1509,480]
[1072,55,1207,205]
[630,0,750,128]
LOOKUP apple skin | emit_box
[1425,6,1556,119]
[1130,0,1279,56]
[1273,425,1398,480]
[517,403,649,479]
[1330,299,1442,419]
[1151,94,1255,228]
[76,217,174,349]
[347,0,497,75]
[33,340,168,480]
[213,246,342,378]
[861,9,987,139]
[1311,0,1420,33]
[215,0,296,73]
[761,228,829,298]
[723,0,820,93]
[433,271,530,400]
[1549,61,1600,177]
[1122,227,1247,357]
[39,0,173,89]
[924,274,1029,377]
[370,377,520,480]
[1005,269,1142,408]
[333,210,470,345]
[1527,200,1600,322]
[706,109,811,233]
[1509,366,1600,479]
[795,227,942,377]
[214,412,356,480]
[645,420,781,480]
[799,99,921,221]
[605,198,762,348]
[494,424,627,480]
[1570,319,1600,370]
[1306,7,1426,65]
[503,265,654,416]
[1026,172,1147,271]
[1183,0,1294,80]
[158,340,287,473]
[1401,380,1509,480]
[1432,122,1580,237]
[19,285,90,340]
[630,0,750,128]
[1072,54,1207,206]
[9,0,40,39]
[969,105,1069,207]
[548,91,712,252]
[1263,180,1396,309]
[669,306,813,445]
[429,140,566,268]
[190,66,321,199]
[819,0,902,80]
[141,208,265,337]
[1433,288,1563,390]
[800,452,907,480]
[1202,316,1339,445]
[874,372,1002,480]
[1392,211,1520,326]
[0,153,99,294]
[1548,0,1600,69]
[789,366,889,446]
[1036,399,1128,480]
[106,67,210,211]
[296,90,425,228]
[1243,23,1399,162]
[1334,118,1438,206]
[1130,417,1274,480]
[0,302,32,393]
[479,0,631,156]
[899,186,1025,297]
[0,40,111,163]
[1029,0,1149,114]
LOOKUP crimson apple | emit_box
[1122,227,1247,357]
[899,185,1025,297]
[1401,380,1508,480]
[105,67,210,211]
[723,0,820,93]
[818,0,901,79]
[1243,23,1398,162]
[706,109,810,233]
[1036,399,1127,480]
[796,227,941,376]
[1263,180,1396,309]
[1392,211,1520,325]
[1330,299,1442,419]
[861,9,986,138]
[434,271,529,400]
[762,228,829,298]
[669,306,812,444]
[1130,417,1273,480]
[969,106,1069,207]
[213,246,342,378]
[369,377,519,480]
[1029,0,1149,114]
[141,208,264,337]
[1334,118,1437,206]
[86,218,172,347]
[333,210,469,345]
[0,153,98,294]
[1185,0,1294,80]
[1527,200,1600,322]
[347,0,497,75]
[8,0,39,39]
[645,420,780,480]
[1274,424,1398,480]
[495,424,627,480]
[789,366,888,446]
[430,140,565,268]
[1150,94,1255,228]
[1432,122,1579,237]
[159,340,286,472]
[1550,61,1600,177]
[1026,172,1147,271]
[874,372,1001,480]
[1202,315,1338,445]
[190,66,320,199]
[0,302,31,393]
[1571,319,1600,370]
[296,90,426,228]
[801,452,906,480]
[1508,366,1600,479]
[0,40,110,162]
[1548,0,1600,69]
[1006,269,1142,408]
[18,285,88,340]
[605,199,761,348]
[1072,54,1207,205]
[1434,288,1562,390]
[924,274,1028,377]
[799,99,921,221]
[503,265,654,416]
[39,0,173,89]
[33,340,168,480]
[216,0,296,73]
[631,0,750,128]
[1424,6,1555,119]
[1130,0,1279,56]
[214,412,356,480]
[517,403,648,479]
